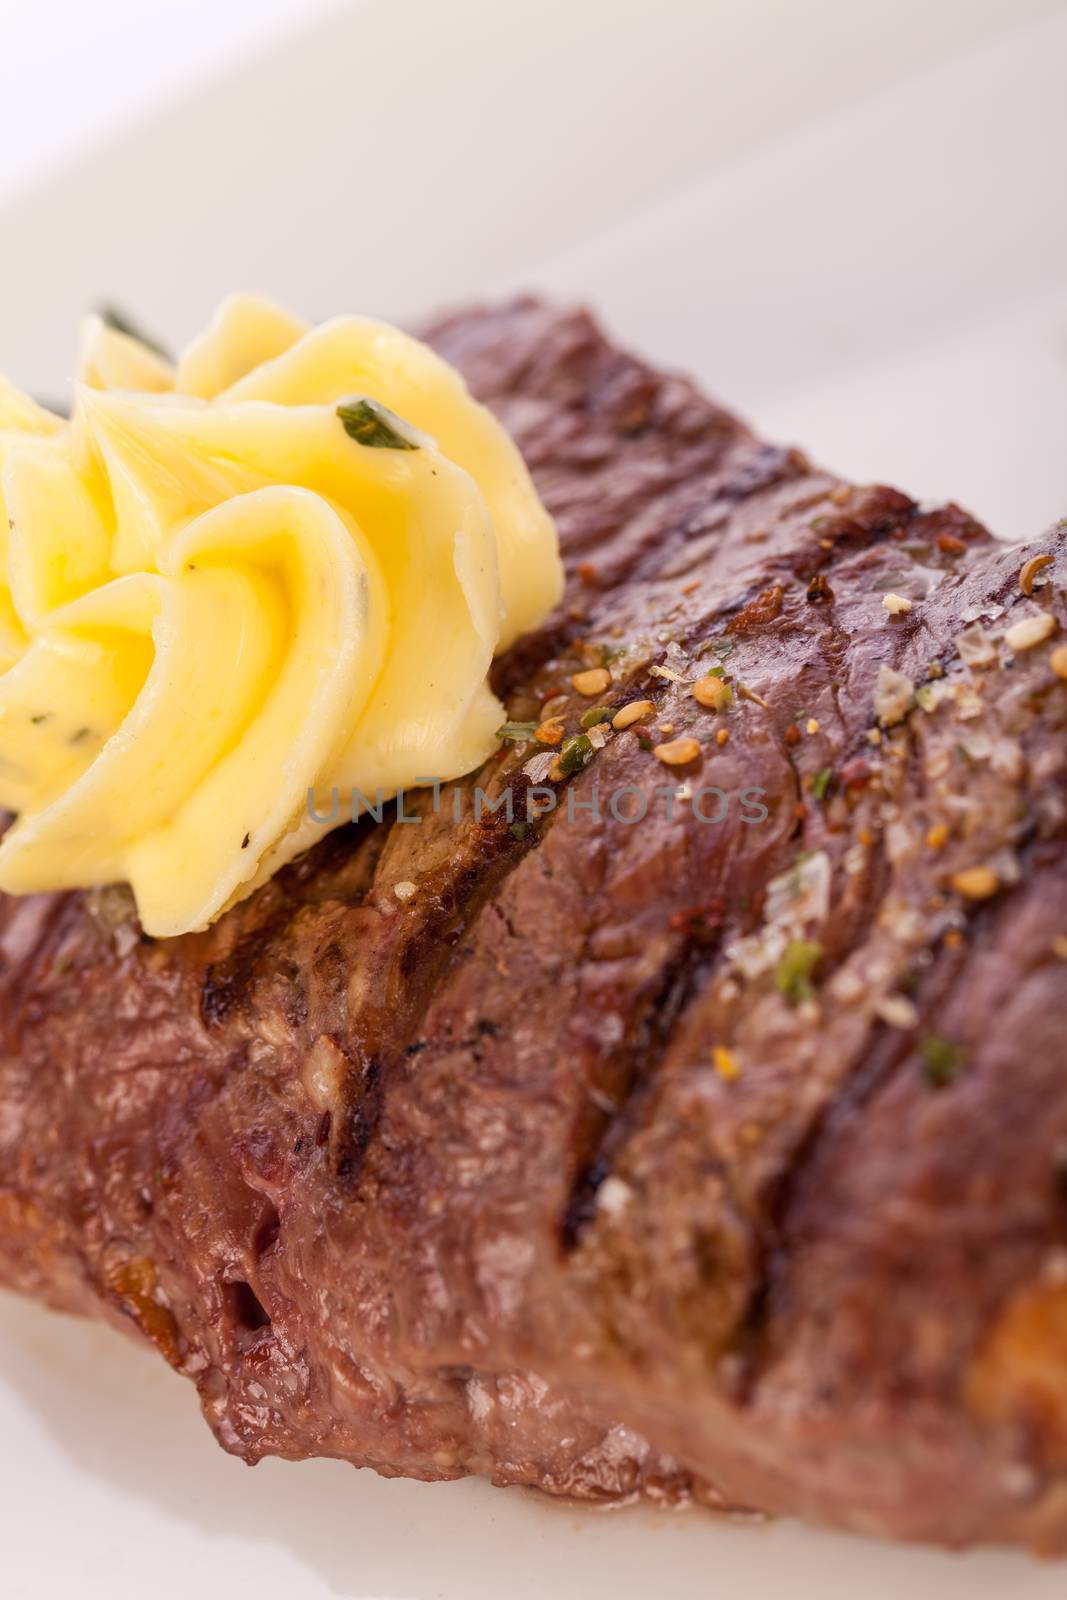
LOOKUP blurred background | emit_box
[1,0,1065,537]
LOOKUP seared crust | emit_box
[2,299,1067,1545]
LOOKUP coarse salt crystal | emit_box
[956,622,997,667]
[874,665,915,727]
[596,1177,633,1219]
[875,994,919,1030]
[522,751,556,783]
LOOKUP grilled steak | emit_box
[2,298,1067,1550]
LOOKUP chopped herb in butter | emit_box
[337,396,420,450]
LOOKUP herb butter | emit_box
[0,296,562,934]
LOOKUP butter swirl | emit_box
[0,297,561,934]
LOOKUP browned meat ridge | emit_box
[2,299,1067,1551]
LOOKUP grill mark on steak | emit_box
[334,1053,383,1186]
[304,766,597,1185]
[732,973,946,1399]
[2,298,1067,1549]
[562,932,721,1249]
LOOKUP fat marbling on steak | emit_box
[2,299,1067,1550]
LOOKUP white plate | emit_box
[2,3,1067,1596]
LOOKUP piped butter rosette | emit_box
[0,297,562,935]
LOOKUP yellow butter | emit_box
[0,296,562,935]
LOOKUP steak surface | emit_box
[2,299,1067,1548]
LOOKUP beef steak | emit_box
[2,299,1067,1549]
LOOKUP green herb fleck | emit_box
[638,735,653,752]
[99,304,171,360]
[509,821,529,842]
[337,397,420,450]
[811,766,835,801]
[558,733,594,776]
[698,635,735,659]
[496,720,538,744]
[69,726,92,745]
[775,939,822,1005]
[597,642,625,667]
[920,1033,965,1089]
[915,684,937,712]
[29,712,50,725]
[579,706,612,729]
